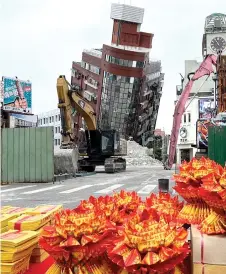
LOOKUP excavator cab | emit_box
[83,129,120,157]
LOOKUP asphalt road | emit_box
[1,165,176,209]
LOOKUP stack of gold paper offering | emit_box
[0,207,33,235]
[7,205,63,264]
[2,207,33,216]
[0,214,18,234]
[28,204,63,224]
[0,230,39,274]
[8,213,52,231]
[30,243,49,263]
[0,206,12,212]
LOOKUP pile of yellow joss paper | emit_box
[0,205,63,273]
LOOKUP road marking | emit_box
[1,185,37,193]
[21,185,64,194]
[138,184,157,194]
[125,186,139,191]
[60,185,92,194]
[1,197,24,201]
[95,184,124,194]
[95,182,115,186]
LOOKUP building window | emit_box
[49,117,52,123]
[58,114,60,121]
[99,71,141,137]
[54,139,57,146]
[82,61,100,75]
[58,139,60,145]
[52,116,54,122]
[105,55,144,68]
[184,114,186,123]
[55,115,58,122]
[188,113,191,123]
[58,126,60,133]
[55,127,58,134]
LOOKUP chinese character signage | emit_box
[2,76,32,113]
[199,98,215,119]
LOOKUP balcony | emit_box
[143,89,152,97]
[147,106,153,116]
[84,79,98,90]
[137,129,144,136]
[140,100,149,109]
[144,136,154,146]
[139,113,148,123]
[159,73,165,81]
[83,90,97,102]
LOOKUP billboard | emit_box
[199,98,215,119]
[196,119,225,149]
[2,76,32,113]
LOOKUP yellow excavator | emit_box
[56,75,127,173]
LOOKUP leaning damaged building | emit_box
[71,3,164,146]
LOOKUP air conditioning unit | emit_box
[83,90,93,102]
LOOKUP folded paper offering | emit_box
[38,193,190,273]
[173,157,226,234]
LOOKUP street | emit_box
[1,165,175,209]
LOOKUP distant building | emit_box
[175,13,226,164]
[71,3,164,146]
[38,109,61,147]
[154,128,165,137]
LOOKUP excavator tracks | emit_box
[104,157,126,173]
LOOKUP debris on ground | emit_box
[124,140,161,166]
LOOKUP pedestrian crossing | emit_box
[1,182,159,201]
[22,185,64,195]
[95,184,124,194]
[60,185,92,194]
[1,185,36,193]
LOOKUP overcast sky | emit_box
[0,0,225,133]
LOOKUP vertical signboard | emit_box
[2,76,32,113]
[198,98,215,119]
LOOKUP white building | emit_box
[176,60,215,164]
[38,109,62,147]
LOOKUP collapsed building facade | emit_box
[71,3,164,146]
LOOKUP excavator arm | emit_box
[165,55,217,170]
[56,75,96,147]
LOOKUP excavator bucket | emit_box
[54,147,79,176]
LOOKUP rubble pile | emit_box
[125,140,161,166]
